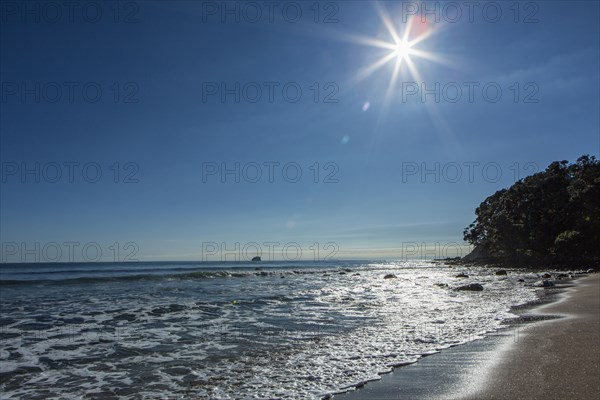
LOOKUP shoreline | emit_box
[333,273,599,400]
[462,273,600,400]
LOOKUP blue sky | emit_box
[1,1,599,262]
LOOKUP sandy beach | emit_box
[336,273,600,400]
[462,273,600,400]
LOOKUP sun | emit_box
[350,2,447,95]
[342,2,455,144]
[392,39,413,61]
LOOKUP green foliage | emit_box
[463,155,600,266]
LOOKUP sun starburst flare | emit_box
[345,2,457,154]
[351,2,447,95]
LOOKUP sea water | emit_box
[0,261,544,399]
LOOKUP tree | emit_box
[463,156,600,267]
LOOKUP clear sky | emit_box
[1,1,599,262]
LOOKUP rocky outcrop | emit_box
[462,246,493,262]
[383,274,397,279]
[251,256,261,261]
[455,283,484,291]
[533,279,554,287]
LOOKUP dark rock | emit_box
[462,246,492,262]
[495,270,507,275]
[534,279,554,287]
[353,273,360,276]
[434,283,448,287]
[339,272,346,275]
[456,283,484,291]
[556,273,569,279]
[251,256,261,262]
[518,278,525,282]
[383,274,397,279]
[542,273,552,279]
[455,273,469,278]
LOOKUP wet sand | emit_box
[334,274,600,400]
[462,273,600,400]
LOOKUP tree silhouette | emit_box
[464,155,600,267]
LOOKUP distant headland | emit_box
[461,155,599,268]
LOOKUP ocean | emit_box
[0,261,544,399]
